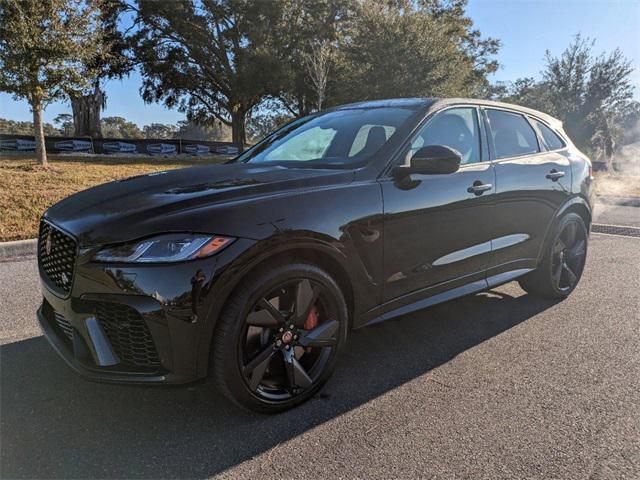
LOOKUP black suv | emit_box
[37,98,594,412]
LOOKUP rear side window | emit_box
[534,120,565,150]
[486,109,540,159]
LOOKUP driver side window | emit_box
[408,107,481,165]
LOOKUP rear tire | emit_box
[211,262,348,413]
[518,213,588,299]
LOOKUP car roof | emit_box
[431,97,562,128]
[335,98,436,110]
[333,97,562,129]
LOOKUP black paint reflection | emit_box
[190,269,206,323]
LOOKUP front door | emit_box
[381,106,495,306]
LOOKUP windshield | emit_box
[235,107,417,167]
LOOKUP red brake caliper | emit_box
[303,305,319,352]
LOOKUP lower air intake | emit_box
[95,302,160,368]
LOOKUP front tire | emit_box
[518,212,588,298]
[212,262,348,413]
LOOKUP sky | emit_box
[1,0,639,126]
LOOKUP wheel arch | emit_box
[555,196,592,232]
[195,235,356,378]
[244,246,356,323]
[536,195,592,263]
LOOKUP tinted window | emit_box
[535,120,565,150]
[408,107,481,165]
[487,109,539,159]
[236,107,415,166]
[349,124,397,157]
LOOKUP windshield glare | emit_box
[236,107,416,167]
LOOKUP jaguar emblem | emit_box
[45,232,52,255]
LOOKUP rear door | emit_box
[380,106,495,305]
[484,108,571,276]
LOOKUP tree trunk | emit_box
[71,84,105,137]
[298,96,309,117]
[605,153,614,172]
[32,100,48,166]
[231,109,247,149]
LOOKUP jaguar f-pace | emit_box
[37,98,594,412]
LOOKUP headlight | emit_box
[93,234,234,263]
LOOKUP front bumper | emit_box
[37,236,256,385]
[37,303,172,384]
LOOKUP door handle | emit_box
[546,169,565,181]
[467,181,493,195]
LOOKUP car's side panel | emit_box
[482,107,573,274]
[569,151,596,218]
[379,161,496,305]
[223,181,385,309]
[489,150,572,270]
[371,104,497,323]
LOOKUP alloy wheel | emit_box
[551,219,587,292]
[239,278,340,402]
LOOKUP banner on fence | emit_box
[0,134,242,156]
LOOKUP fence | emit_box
[0,134,242,156]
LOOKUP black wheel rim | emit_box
[239,278,340,402]
[552,219,587,292]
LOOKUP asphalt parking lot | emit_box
[593,200,640,227]
[1,208,639,479]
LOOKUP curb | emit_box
[0,238,37,262]
[596,195,640,207]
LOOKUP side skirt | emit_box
[358,268,533,329]
[486,268,533,289]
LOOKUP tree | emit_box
[53,113,75,136]
[173,119,231,142]
[101,116,143,138]
[500,77,550,112]
[591,116,620,171]
[330,0,499,104]
[143,123,177,139]
[275,0,345,117]
[543,35,634,156]
[304,41,333,111]
[0,118,61,136]
[0,0,101,165]
[69,0,131,138]
[619,101,640,146]
[503,35,635,168]
[419,0,500,97]
[246,108,292,144]
[131,0,301,146]
[70,83,107,138]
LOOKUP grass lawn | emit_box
[0,153,227,242]
[594,172,640,198]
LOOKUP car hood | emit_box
[44,162,355,246]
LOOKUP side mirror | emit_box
[393,145,462,177]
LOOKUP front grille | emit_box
[95,302,160,368]
[38,220,77,296]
